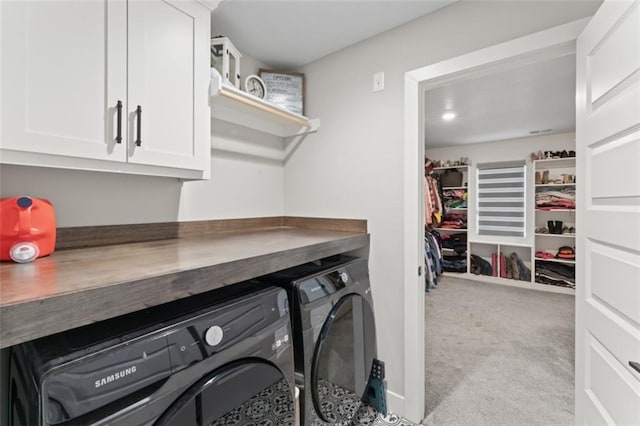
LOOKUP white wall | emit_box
[425,132,575,165]
[0,51,285,227]
[285,1,599,417]
[178,121,285,221]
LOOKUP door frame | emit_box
[402,18,590,423]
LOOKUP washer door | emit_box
[311,293,377,423]
[155,360,294,426]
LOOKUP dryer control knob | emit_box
[339,272,349,283]
[205,326,224,346]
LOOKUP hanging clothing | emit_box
[424,176,443,226]
[424,230,443,292]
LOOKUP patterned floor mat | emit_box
[210,378,419,425]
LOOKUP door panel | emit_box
[127,0,208,171]
[586,297,640,382]
[588,242,640,324]
[576,0,640,424]
[589,4,640,103]
[156,360,294,426]
[590,131,640,199]
[585,335,640,425]
[1,0,127,161]
[311,293,376,424]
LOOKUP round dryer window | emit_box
[311,293,377,423]
[155,360,294,426]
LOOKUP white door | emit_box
[127,0,209,171]
[575,0,640,424]
[1,0,127,162]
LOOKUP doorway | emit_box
[402,18,589,423]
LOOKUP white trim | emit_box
[403,18,588,423]
[402,72,425,423]
[385,389,406,416]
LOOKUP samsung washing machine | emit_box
[257,255,379,425]
[8,284,296,426]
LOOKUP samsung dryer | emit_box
[8,284,296,426]
[257,255,378,425]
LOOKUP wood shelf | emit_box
[210,69,320,138]
[535,233,575,238]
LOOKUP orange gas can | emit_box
[0,196,56,263]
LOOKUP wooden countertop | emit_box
[0,225,369,349]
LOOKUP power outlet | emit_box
[373,72,384,92]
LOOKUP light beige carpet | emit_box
[424,276,574,425]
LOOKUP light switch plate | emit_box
[373,72,384,92]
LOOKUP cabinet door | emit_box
[1,0,127,162]
[127,0,209,171]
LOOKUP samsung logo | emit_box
[95,366,137,388]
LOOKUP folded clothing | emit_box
[536,187,576,210]
[441,232,467,254]
[535,251,556,259]
[443,255,467,273]
[535,260,575,288]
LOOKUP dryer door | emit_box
[154,359,294,426]
[311,293,377,423]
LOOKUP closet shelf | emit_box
[442,186,468,190]
[210,69,320,138]
[535,233,576,238]
[433,165,469,171]
[535,257,576,265]
[447,207,468,211]
[434,228,467,232]
[535,209,575,212]
[533,158,575,169]
[535,183,576,187]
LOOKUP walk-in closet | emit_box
[421,52,578,423]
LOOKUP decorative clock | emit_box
[244,75,267,99]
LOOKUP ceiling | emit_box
[211,1,576,149]
[424,54,577,148]
[212,0,456,70]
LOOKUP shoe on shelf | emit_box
[535,227,549,234]
[542,170,549,184]
[569,227,575,234]
[535,171,542,185]
[562,226,570,234]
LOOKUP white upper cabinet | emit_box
[1,0,211,179]
[1,1,127,162]
[127,0,209,171]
